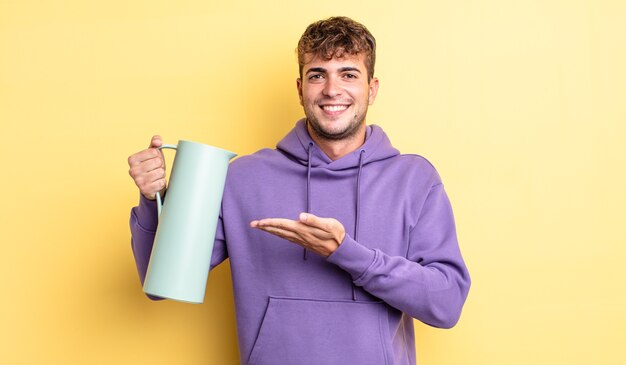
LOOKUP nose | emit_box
[322,77,342,98]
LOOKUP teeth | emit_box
[322,105,348,112]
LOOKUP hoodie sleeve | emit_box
[129,194,229,301]
[326,183,471,329]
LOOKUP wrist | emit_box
[142,188,166,201]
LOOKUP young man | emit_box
[128,16,470,365]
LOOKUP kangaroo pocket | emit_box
[247,296,392,365]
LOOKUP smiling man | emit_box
[128,16,470,365]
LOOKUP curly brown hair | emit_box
[297,16,376,81]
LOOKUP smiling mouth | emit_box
[320,105,349,112]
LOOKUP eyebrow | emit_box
[305,66,362,74]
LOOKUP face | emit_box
[297,53,379,141]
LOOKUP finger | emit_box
[258,219,325,240]
[128,157,165,179]
[256,226,303,244]
[131,168,166,190]
[149,135,163,148]
[143,167,166,184]
[300,213,345,243]
[143,155,165,173]
[140,179,167,199]
[252,218,309,238]
[299,213,335,231]
[128,148,162,167]
[255,218,301,231]
[255,217,331,240]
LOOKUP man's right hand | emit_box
[128,135,167,200]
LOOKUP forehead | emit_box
[302,53,367,72]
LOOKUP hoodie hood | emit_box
[277,118,400,170]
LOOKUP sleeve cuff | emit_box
[135,194,159,231]
[326,234,377,282]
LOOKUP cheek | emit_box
[302,90,319,105]
[348,84,369,98]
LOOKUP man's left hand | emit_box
[250,213,346,257]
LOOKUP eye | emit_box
[308,74,324,81]
[343,73,358,79]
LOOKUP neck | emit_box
[306,122,367,161]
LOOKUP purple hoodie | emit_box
[130,119,470,365]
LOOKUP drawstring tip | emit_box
[303,248,308,260]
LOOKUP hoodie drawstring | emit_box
[352,149,366,301]
[303,142,314,260]
[355,149,365,243]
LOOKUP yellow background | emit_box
[1,0,625,364]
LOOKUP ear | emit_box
[296,78,303,106]
[368,77,380,105]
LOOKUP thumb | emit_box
[149,135,163,148]
[300,213,345,243]
[299,213,333,230]
[299,212,314,224]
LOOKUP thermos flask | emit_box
[143,140,237,303]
